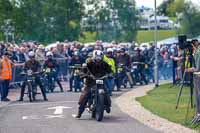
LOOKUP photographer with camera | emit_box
[184,40,199,76]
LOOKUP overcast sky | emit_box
[135,0,200,8]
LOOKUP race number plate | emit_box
[133,66,137,69]
[46,68,51,73]
[96,80,104,84]
[27,70,33,76]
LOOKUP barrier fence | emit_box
[10,58,69,85]
[9,57,176,86]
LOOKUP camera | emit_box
[178,35,193,54]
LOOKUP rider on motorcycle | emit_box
[104,48,116,95]
[18,51,48,101]
[75,50,112,118]
[43,51,64,92]
[116,48,134,88]
[80,47,89,63]
[69,51,84,92]
[132,48,147,83]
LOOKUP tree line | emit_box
[158,0,200,38]
[0,0,138,43]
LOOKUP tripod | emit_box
[176,52,194,110]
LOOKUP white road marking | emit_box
[22,115,40,120]
[72,114,77,118]
[22,115,65,120]
[48,106,72,115]
[45,115,65,119]
[8,101,78,107]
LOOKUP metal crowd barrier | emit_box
[10,57,70,86]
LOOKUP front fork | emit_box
[95,84,105,105]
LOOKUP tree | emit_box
[0,0,13,41]
[0,0,138,43]
[158,0,175,16]
[41,0,84,42]
[0,0,84,43]
[158,0,187,17]
[179,2,200,37]
[83,0,138,42]
[108,0,138,42]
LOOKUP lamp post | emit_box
[154,0,159,87]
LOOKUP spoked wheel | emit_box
[92,110,96,118]
[27,82,33,102]
[95,94,105,122]
[44,77,49,93]
[32,86,36,101]
[48,78,54,93]
[50,83,54,93]
[74,76,81,92]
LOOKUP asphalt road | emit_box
[0,87,159,133]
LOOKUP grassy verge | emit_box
[136,83,200,130]
[79,32,97,43]
[169,17,177,23]
[136,30,177,44]
[79,30,177,44]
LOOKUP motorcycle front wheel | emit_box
[27,82,33,102]
[95,94,105,122]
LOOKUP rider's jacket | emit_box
[70,56,84,66]
[80,54,88,63]
[44,58,58,69]
[132,54,145,63]
[86,59,112,78]
[116,54,131,68]
[132,54,146,69]
[103,55,116,73]
[24,59,41,72]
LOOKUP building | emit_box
[139,6,174,30]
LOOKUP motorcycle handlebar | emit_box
[68,66,82,69]
[20,71,44,77]
[80,73,108,80]
[132,62,146,65]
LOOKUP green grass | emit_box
[136,30,177,44]
[79,32,97,43]
[170,17,178,23]
[79,30,177,44]
[136,83,200,130]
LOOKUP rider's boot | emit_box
[18,98,23,101]
[105,106,111,113]
[74,113,82,118]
